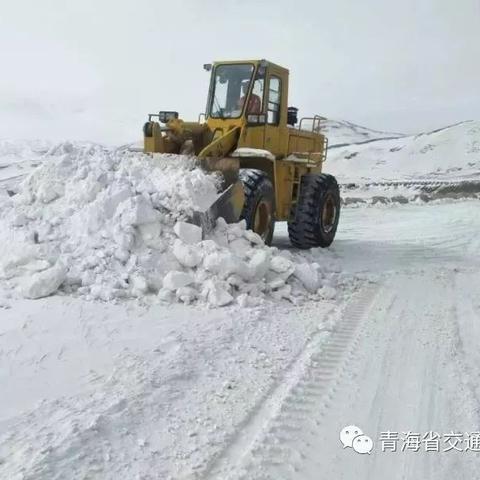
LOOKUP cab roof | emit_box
[211,59,289,73]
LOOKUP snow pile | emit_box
[0,143,338,306]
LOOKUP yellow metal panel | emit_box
[274,162,294,220]
[239,126,265,150]
[199,125,241,160]
[287,128,326,165]
[207,117,245,132]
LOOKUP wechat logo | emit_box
[340,425,374,454]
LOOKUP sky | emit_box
[1,0,479,143]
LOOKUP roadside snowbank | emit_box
[0,143,339,306]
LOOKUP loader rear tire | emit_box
[239,169,275,245]
[288,173,340,249]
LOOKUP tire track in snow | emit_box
[245,271,480,480]
[203,284,379,480]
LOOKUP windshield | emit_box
[209,64,255,118]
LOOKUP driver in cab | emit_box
[237,80,262,114]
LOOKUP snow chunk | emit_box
[318,285,337,300]
[244,230,263,245]
[249,250,271,279]
[130,274,149,295]
[173,240,202,268]
[270,255,294,274]
[117,195,160,227]
[202,280,233,307]
[176,286,198,304]
[293,263,320,293]
[174,221,202,245]
[19,263,67,299]
[138,223,165,250]
[163,271,194,291]
[203,251,250,279]
[12,213,28,227]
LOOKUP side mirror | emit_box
[203,63,212,72]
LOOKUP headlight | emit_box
[247,114,266,124]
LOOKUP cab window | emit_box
[209,64,254,119]
[247,77,264,114]
[267,76,281,124]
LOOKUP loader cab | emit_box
[205,59,290,157]
[207,63,258,119]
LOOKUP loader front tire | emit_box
[239,169,275,245]
[288,173,340,249]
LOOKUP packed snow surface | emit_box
[0,143,339,306]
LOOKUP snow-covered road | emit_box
[204,201,480,479]
[217,275,480,479]
[1,200,479,479]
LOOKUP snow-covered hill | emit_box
[327,120,480,183]
[321,118,405,146]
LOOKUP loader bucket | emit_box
[199,156,240,189]
[142,116,245,234]
[189,125,245,234]
[190,180,245,236]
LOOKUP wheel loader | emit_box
[143,59,340,248]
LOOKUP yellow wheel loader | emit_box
[143,59,340,248]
